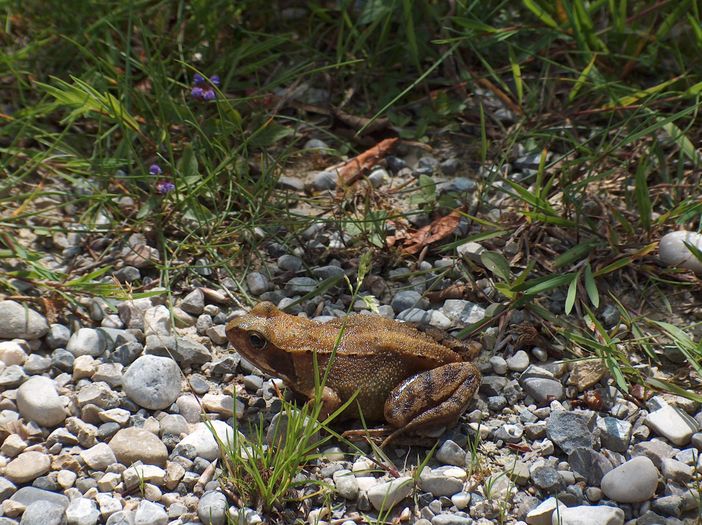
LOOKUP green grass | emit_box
[2,2,702,511]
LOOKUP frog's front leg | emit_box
[382,362,481,446]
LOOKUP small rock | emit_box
[66,328,107,357]
[596,416,632,453]
[284,277,318,295]
[332,470,359,500]
[568,447,613,486]
[631,439,675,468]
[4,451,50,484]
[143,305,170,337]
[246,273,270,296]
[18,500,65,525]
[176,421,240,461]
[567,360,607,391]
[507,350,530,372]
[16,376,66,427]
[312,170,338,191]
[367,477,413,511]
[645,402,699,446]
[442,300,485,325]
[134,500,167,525]
[390,291,427,313]
[417,467,464,497]
[80,443,117,471]
[660,457,694,484]
[46,324,71,349]
[553,505,624,525]
[0,301,49,340]
[122,355,182,410]
[601,456,659,503]
[546,411,594,454]
[66,497,100,525]
[181,289,205,315]
[0,341,27,365]
[197,491,227,525]
[456,242,485,264]
[435,440,466,467]
[109,427,168,467]
[277,255,303,272]
[522,377,564,405]
[659,230,702,274]
[525,497,566,525]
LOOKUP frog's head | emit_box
[225,302,296,383]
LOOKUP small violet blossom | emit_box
[156,180,176,194]
[191,73,220,101]
[149,164,162,176]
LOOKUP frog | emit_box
[225,301,481,445]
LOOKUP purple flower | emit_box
[191,73,219,101]
[149,164,162,176]
[156,180,176,194]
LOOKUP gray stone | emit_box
[277,255,303,272]
[568,447,613,486]
[144,335,211,366]
[105,511,135,525]
[19,500,65,525]
[523,378,564,404]
[553,505,624,525]
[80,443,117,471]
[142,306,170,337]
[456,242,485,264]
[396,308,431,325]
[176,421,239,461]
[631,439,676,468]
[660,458,693,484]
[441,300,485,324]
[181,289,205,315]
[46,324,71,349]
[489,356,508,375]
[112,342,143,366]
[601,456,659,503]
[506,351,530,372]
[51,348,74,371]
[76,382,120,409]
[277,175,305,191]
[284,277,318,295]
[439,158,462,175]
[525,496,565,525]
[10,487,68,509]
[390,291,427,313]
[332,470,359,500]
[114,266,141,282]
[367,476,413,511]
[133,501,167,525]
[66,328,107,357]
[311,170,338,191]
[494,423,523,443]
[435,440,466,467]
[122,355,181,410]
[0,477,16,502]
[109,427,168,467]
[530,465,562,492]
[0,301,49,340]
[546,411,594,454]
[0,365,27,388]
[245,273,269,296]
[23,354,51,374]
[16,376,66,427]
[66,497,99,525]
[597,416,632,453]
[645,403,699,446]
[197,491,227,525]
[417,467,464,497]
[652,495,685,517]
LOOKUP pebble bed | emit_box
[1,141,701,525]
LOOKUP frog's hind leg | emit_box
[381,362,481,447]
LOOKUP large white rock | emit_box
[16,376,66,427]
[177,420,241,461]
[601,456,658,503]
[526,497,566,525]
[122,355,181,410]
[659,230,702,274]
[0,301,49,340]
[645,403,699,446]
[553,505,624,525]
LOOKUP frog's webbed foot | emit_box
[383,361,480,445]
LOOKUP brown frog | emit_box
[225,302,481,445]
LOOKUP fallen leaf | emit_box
[398,209,463,255]
[338,137,399,186]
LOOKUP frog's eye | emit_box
[248,331,267,350]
